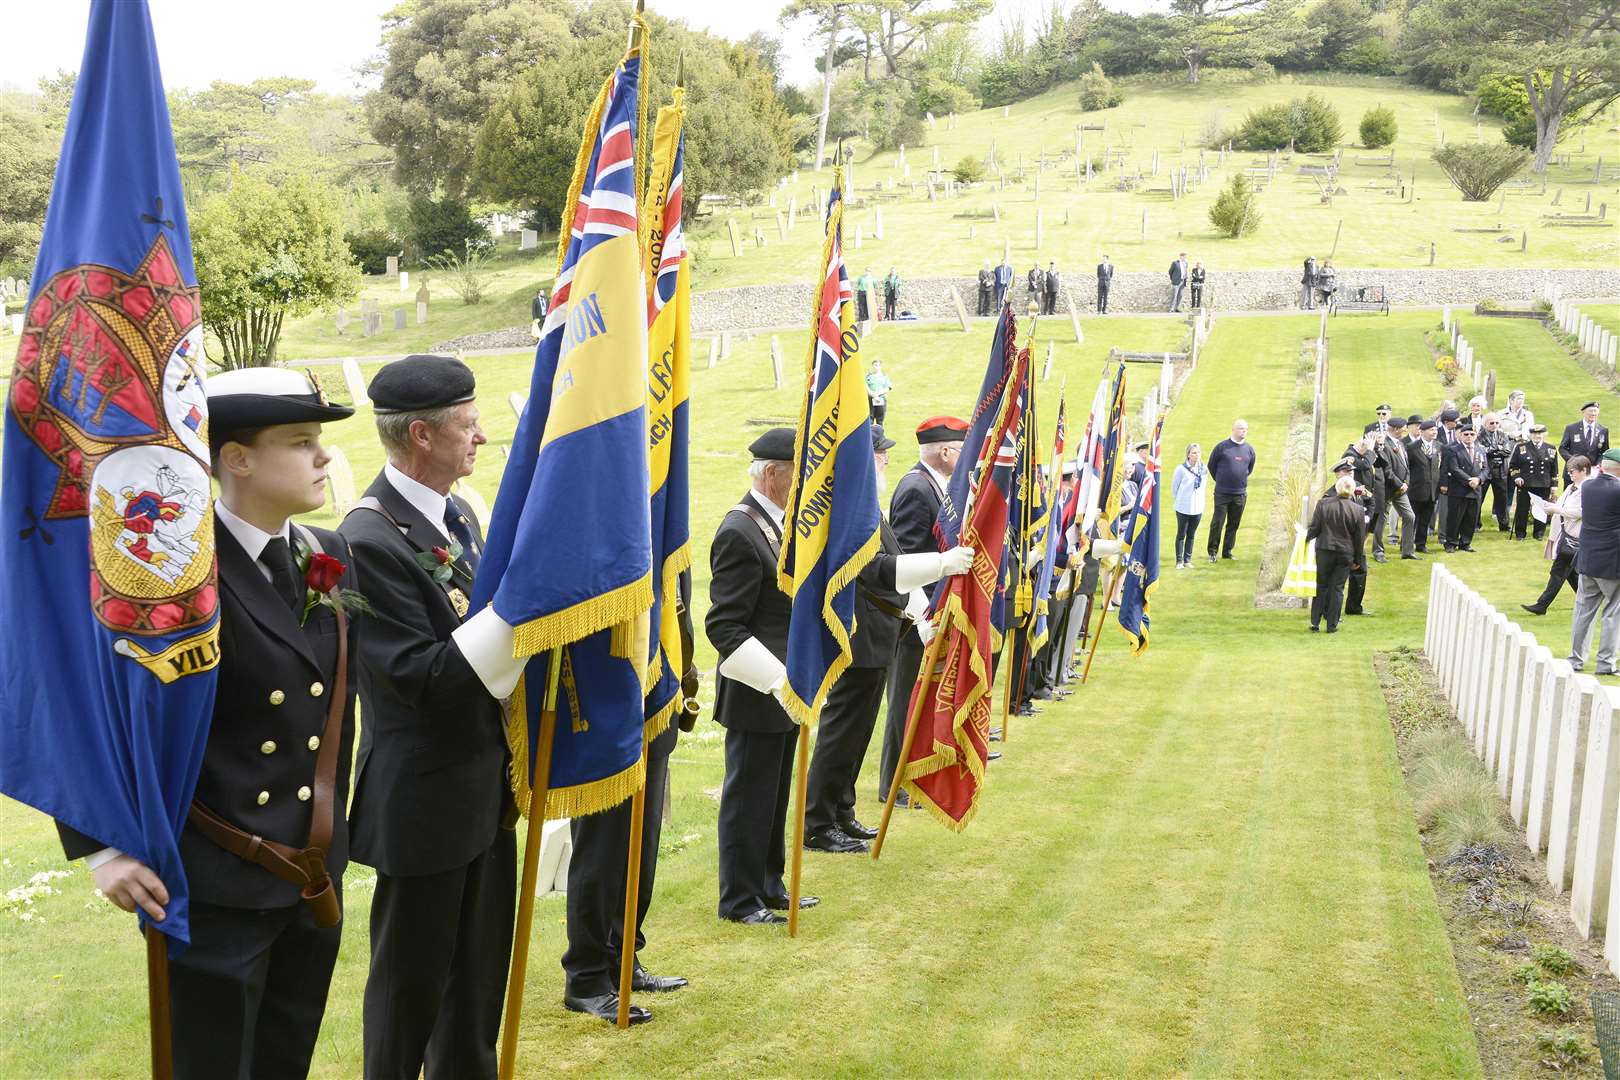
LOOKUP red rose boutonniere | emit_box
[298,549,372,625]
[414,538,464,584]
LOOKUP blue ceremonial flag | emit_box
[1031,392,1067,649]
[935,306,1017,553]
[1117,417,1164,654]
[472,39,652,817]
[0,0,219,948]
[775,168,881,725]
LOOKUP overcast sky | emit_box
[2,0,1165,96]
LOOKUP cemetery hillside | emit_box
[1,0,1620,1076]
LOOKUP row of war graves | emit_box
[1426,564,1620,979]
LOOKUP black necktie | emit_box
[261,535,302,615]
[444,505,481,577]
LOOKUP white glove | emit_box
[940,546,975,576]
[718,636,787,695]
[451,606,528,699]
[1090,537,1124,559]
[916,617,937,646]
[903,589,930,623]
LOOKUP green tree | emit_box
[1209,172,1262,236]
[0,102,57,277]
[1432,143,1531,200]
[1401,0,1620,171]
[191,173,360,368]
[843,0,995,83]
[1359,105,1398,147]
[1304,0,1376,68]
[1079,62,1124,110]
[475,23,793,226]
[365,0,579,199]
[783,0,856,169]
[1170,0,1318,84]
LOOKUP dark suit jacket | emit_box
[339,471,508,878]
[1561,421,1610,472]
[849,518,905,669]
[57,521,360,910]
[1169,260,1187,285]
[1405,437,1442,503]
[1509,441,1558,489]
[706,492,794,735]
[1381,437,1410,494]
[1308,493,1366,557]
[1442,441,1487,499]
[1096,263,1114,284]
[890,463,945,555]
[1577,473,1620,579]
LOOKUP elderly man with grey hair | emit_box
[1569,449,1620,676]
[338,354,536,1070]
[1500,390,1535,441]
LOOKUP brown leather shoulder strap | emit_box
[733,502,781,562]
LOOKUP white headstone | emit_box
[520,229,538,251]
[385,255,399,277]
[7,313,21,336]
[393,308,406,331]
[1483,615,1510,762]
[769,335,785,390]
[417,301,428,325]
[1548,674,1599,893]
[1573,685,1620,938]
[399,270,410,293]
[325,445,357,515]
[948,285,970,332]
[1442,306,1451,332]
[1496,631,1533,796]
[1512,646,1553,824]
[342,358,370,407]
[874,207,884,241]
[1527,659,1575,854]
[1068,291,1083,343]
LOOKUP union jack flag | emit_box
[646,133,684,327]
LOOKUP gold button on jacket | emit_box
[256,791,270,806]
[260,741,277,755]
[297,786,312,801]
[307,736,321,751]
[269,690,286,706]
[310,682,325,698]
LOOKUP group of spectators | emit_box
[854,268,904,322]
[1300,256,1337,310]
[977,259,1064,317]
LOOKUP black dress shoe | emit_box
[1459,545,1476,552]
[1599,669,1620,677]
[632,964,688,993]
[1521,604,1547,616]
[987,750,1003,761]
[1016,704,1035,716]
[764,894,820,911]
[1346,609,1371,616]
[1373,551,1387,564]
[804,825,869,854]
[1326,625,1339,634]
[727,908,788,925]
[839,818,877,840]
[1309,625,1320,632]
[563,992,652,1024]
[1401,553,1421,560]
[1032,687,1054,700]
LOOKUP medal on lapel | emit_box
[448,588,470,619]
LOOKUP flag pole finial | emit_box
[677,50,685,89]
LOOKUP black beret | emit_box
[1407,414,1423,424]
[749,426,795,461]
[1419,420,1437,431]
[1440,409,1460,422]
[1458,425,1477,435]
[871,424,896,452]
[1375,403,1392,411]
[1363,422,1380,434]
[1583,402,1600,410]
[1530,424,1548,433]
[207,367,354,448]
[369,354,477,415]
[1332,456,1357,473]
[1388,416,1407,429]
[916,415,969,444]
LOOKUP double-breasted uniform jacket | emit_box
[890,464,945,556]
[1443,440,1488,499]
[1405,437,1443,504]
[1510,440,1558,489]
[707,491,794,736]
[57,521,360,910]
[339,472,508,878]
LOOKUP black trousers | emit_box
[1411,498,1436,550]
[1207,492,1246,557]
[716,726,796,919]
[1096,284,1110,312]
[562,724,676,997]
[363,832,517,1080]
[884,294,897,319]
[856,294,870,321]
[1534,549,1580,610]
[869,400,887,426]
[1174,512,1201,562]
[1190,284,1203,308]
[880,631,925,803]
[164,894,342,1080]
[1043,289,1058,315]
[1486,476,1512,527]
[1345,556,1368,615]
[1311,548,1352,630]
[977,285,991,315]
[1514,486,1551,539]
[1446,495,1481,549]
[805,665,887,833]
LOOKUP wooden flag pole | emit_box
[498,650,562,1080]
[615,730,651,1028]
[872,624,949,860]
[999,631,1016,743]
[147,928,173,1080]
[788,723,811,936]
[1080,567,1123,685]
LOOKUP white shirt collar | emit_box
[753,489,786,528]
[385,463,451,541]
[214,498,289,564]
[920,460,951,494]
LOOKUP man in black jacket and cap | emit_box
[1442,425,1487,552]
[60,368,359,1079]
[1561,402,1610,488]
[803,425,973,854]
[878,415,967,803]
[1510,424,1558,540]
[340,354,536,1074]
[1406,420,1443,553]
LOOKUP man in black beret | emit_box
[1406,420,1443,554]
[59,368,360,1077]
[339,354,527,1075]
[1560,402,1609,488]
[705,428,807,924]
[1442,425,1487,552]
[1379,416,1417,560]
[803,426,973,855]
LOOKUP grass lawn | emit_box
[0,309,1496,1076]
